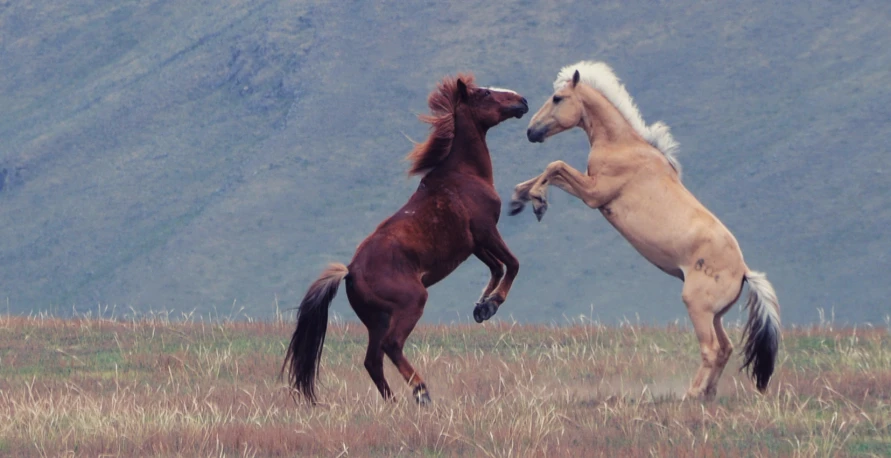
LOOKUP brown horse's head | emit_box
[456,78,529,129]
[526,69,584,143]
[407,74,527,176]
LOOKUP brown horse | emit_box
[282,74,528,404]
[511,61,780,401]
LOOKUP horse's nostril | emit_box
[521,97,528,106]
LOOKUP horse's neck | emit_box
[579,85,642,148]
[438,110,493,182]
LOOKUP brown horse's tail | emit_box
[281,263,349,403]
[740,270,781,393]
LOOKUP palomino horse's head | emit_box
[526,70,582,143]
[456,78,529,129]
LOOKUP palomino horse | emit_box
[511,61,780,401]
[282,74,528,404]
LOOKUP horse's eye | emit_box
[552,95,563,104]
[484,89,491,97]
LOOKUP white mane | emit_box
[554,60,681,177]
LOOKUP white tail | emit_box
[740,270,781,392]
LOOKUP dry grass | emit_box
[0,312,888,457]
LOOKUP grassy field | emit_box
[0,312,889,457]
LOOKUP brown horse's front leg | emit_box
[473,247,504,303]
[473,231,519,323]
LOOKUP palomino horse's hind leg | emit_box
[683,306,722,401]
[682,276,737,401]
[707,314,734,397]
[381,288,431,405]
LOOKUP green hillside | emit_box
[0,1,888,324]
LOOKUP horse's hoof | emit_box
[509,200,525,216]
[683,388,715,403]
[413,384,432,406]
[532,201,548,221]
[473,299,498,323]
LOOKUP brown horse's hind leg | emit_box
[381,288,431,405]
[358,309,394,400]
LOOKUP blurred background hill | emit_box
[1,1,888,325]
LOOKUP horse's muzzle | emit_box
[527,125,546,143]
[512,100,529,119]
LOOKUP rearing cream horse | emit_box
[511,61,780,401]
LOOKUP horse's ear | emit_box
[457,78,468,102]
[572,70,580,87]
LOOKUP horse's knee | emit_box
[699,346,720,369]
[545,160,566,174]
[717,344,733,366]
[503,256,519,277]
[364,352,383,374]
[681,289,698,309]
[701,341,734,369]
[489,263,505,280]
[381,338,401,358]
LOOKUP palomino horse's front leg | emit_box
[472,231,519,323]
[511,160,600,221]
[510,173,550,219]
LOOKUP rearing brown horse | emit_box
[282,74,528,405]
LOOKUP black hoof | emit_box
[473,299,498,323]
[509,200,525,216]
[413,384,431,406]
[533,201,548,221]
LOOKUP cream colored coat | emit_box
[512,61,780,401]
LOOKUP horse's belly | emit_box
[599,179,743,281]
[602,209,685,276]
[419,243,474,287]
[420,257,469,287]
[416,225,475,287]
[623,232,681,272]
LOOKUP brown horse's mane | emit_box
[406,73,476,176]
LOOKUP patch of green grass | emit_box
[848,437,891,456]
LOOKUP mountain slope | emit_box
[1,1,888,324]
